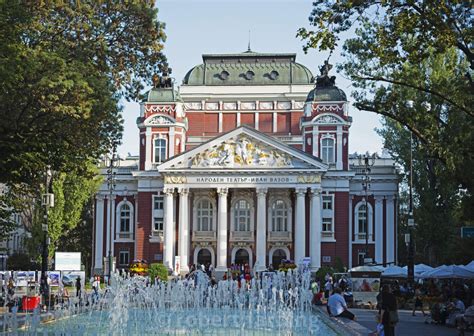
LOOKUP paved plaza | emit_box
[350,308,459,336]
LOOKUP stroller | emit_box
[425,303,447,325]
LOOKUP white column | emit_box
[255,112,259,130]
[110,197,116,257]
[94,195,105,271]
[348,196,353,269]
[374,196,383,264]
[218,112,223,133]
[386,196,395,264]
[169,127,175,158]
[310,188,321,271]
[216,188,229,272]
[145,128,152,170]
[164,188,175,269]
[336,125,343,170]
[236,112,241,126]
[312,126,319,157]
[294,188,306,264]
[256,188,267,272]
[178,188,190,273]
[272,112,277,133]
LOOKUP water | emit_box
[2,269,339,335]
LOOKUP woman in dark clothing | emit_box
[380,285,398,336]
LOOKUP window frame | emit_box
[196,198,214,232]
[119,250,130,266]
[354,201,374,242]
[320,136,335,163]
[234,199,251,232]
[153,136,167,164]
[271,199,289,232]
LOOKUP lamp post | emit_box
[358,153,376,265]
[406,100,416,285]
[41,167,54,304]
[105,144,119,284]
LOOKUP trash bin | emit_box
[22,295,40,311]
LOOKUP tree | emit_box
[374,50,473,265]
[0,1,167,187]
[26,163,101,263]
[298,1,473,193]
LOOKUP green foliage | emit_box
[6,253,39,271]
[333,256,345,273]
[316,266,334,281]
[148,263,168,284]
[0,1,167,187]
[298,1,473,195]
[0,187,19,241]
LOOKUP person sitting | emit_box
[456,305,474,336]
[369,313,384,336]
[447,296,466,326]
[327,287,356,320]
[313,290,324,306]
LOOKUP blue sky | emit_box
[118,0,384,157]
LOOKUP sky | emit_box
[118,0,384,157]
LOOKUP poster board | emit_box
[55,252,81,271]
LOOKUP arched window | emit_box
[271,200,288,231]
[197,199,213,231]
[154,138,167,163]
[321,137,335,163]
[234,199,250,231]
[120,204,131,233]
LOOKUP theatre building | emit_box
[92,51,398,275]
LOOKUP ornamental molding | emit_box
[190,134,293,168]
[205,102,219,110]
[145,114,175,126]
[277,101,291,110]
[164,175,187,184]
[145,105,176,114]
[293,102,305,109]
[184,102,202,110]
[260,102,273,110]
[223,102,237,110]
[241,102,256,110]
[313,114,344,125]
[297,175,321,184]
[312,104,344,113]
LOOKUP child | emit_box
[369,314,384,336]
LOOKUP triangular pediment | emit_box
[158,126,327,171]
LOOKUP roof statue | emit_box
[152,66,173,89]
[315,60,336,88]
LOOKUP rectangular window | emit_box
[153,218,164,231]
[153,195,164,210]
[322,195,332,210]
[322,217,333,232]
[154,138,167,163]
[119,251,129,266]
[321,138,335,163]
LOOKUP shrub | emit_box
[148,263,168,284]
[6,253,39,270]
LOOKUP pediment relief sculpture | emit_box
[190,135,293,168]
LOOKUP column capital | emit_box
[178,187,189,195]
[256,188,268,197]
[96,194,105,201]
[217,187,228,196]
[295,188,307,196]
[309,188,321,197]
[163,187,174,196]
[375,195,384,203]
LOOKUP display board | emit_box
[55,252,81,271]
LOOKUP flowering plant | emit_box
[278,259,297,272]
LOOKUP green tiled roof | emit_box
[305,86,347,102]
[183,51,314,86]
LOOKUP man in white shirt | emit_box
[327,288,356,320]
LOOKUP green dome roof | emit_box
[144,87,182,103]
[183,51,313,86]
[305,86,347,102]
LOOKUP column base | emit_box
[255,265,267,273]
[310,266,320,274]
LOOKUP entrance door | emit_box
[234,248,249,266]
[197,248,212,266]
[272,249,286,269]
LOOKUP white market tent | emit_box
[464,260,474,272]
[381,265,407,278]
[423,265,474,279]
[348,265,384,273]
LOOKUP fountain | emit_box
[2,269,340,335]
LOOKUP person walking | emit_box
[412,285,426,316]
[380,285,398,336]
[75,276,81,297]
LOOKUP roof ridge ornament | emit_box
[315,60,336,88]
